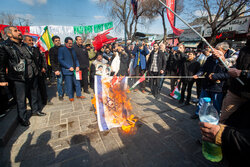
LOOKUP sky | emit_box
[0,0,202,38]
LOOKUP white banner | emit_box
[30,25,76,43]
[202,16,250,37]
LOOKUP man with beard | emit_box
[0,26,46,126]
[23,35,52,106]
[58,37,85,102]
[50,35,64,101]
[147,43,166,99]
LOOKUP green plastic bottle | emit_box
[202,141,222,162]
[199,97,223,162]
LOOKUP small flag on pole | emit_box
[40,26,54,66]
[170,87,181,100]
[129,71,147,91]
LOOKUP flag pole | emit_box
[35,26,46,46]
[158,0,244,86]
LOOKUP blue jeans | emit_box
[56,74,64,97]
[195,89,223,116]
[64,75,82,99]
[159,73,165,91]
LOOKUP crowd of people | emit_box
[0,26,249,166]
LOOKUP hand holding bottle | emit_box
[199,122,220,143]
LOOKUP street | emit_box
[0,80,227,167]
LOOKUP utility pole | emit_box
[124,2,127,48]
[172,0,177,46]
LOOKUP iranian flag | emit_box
[129,72,147,91]
[40,26,54,66]
[170,87,181,100]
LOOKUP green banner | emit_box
[84,25,93,34]
[73,22,114,34]
[104,22,113,30]
[74,26,84,34]
[94,24,104,33]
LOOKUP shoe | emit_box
[59,96,64,101]
[148,92,153,95]
[155,95,159,100]
[192,99,199,103]
[19,118,30,126]
[134,89,139,92]
[190,114,199,119]
[69,98,74,102]
[141,90,146,93]
[179,99,184,104]
[33,111,46,116]
[185,101,190,105]
[47,101,53,105]
[77,96,86,99]
[84,90,90,94]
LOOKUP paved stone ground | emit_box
[0,79,228,167]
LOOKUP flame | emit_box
[91,76,137,134]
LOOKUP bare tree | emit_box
[148,0,184,42]
[0,12,32,26]
[5,13,16,25]
[98,0,157,40]
[195,0,249,45]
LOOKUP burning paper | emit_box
[93,75,137,133]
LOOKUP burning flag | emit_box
[93,75,137,133]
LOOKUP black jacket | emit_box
[31,46,46,71]
[196,56,226,93]
[166,51,185,76]
[73,43,89,69]
[211,45,250,99]
[179,58,200,82]
[49,45,62,72]
[229,45,250,99]
[117,52,130,76]
[222,100,250,167]
[147,50,166,74]
[0,39,38,82]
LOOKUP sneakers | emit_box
[141,90,146,94]
[59,96,64,101]
[69,98,74,102]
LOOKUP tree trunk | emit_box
[161,9,167,43]
[209,28,218,46]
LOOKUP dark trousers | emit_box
[149,72,160,96]
[0,87,9,114]
[135,66,145,91]
[196,79,201,99]
[38,74,48,105]
[80,67,89,92]
[14,77,39,120]
[180,80,194,103]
